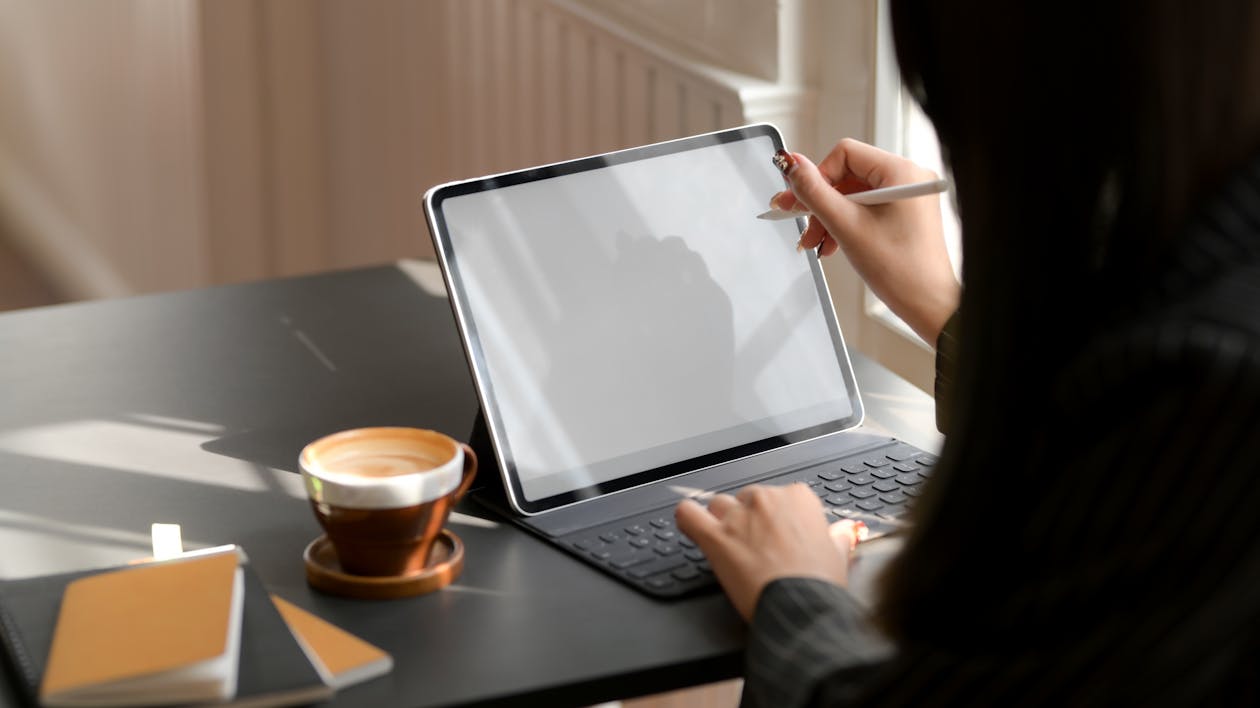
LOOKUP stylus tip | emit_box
[757,208,809,221]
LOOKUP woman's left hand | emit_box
[675,484,861,621]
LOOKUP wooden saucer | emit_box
[304,530,463,600]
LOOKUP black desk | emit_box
[0,262,940,707]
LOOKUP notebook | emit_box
[40,550,243,706]
[0,549,332,707]
[270,595,392,690]
[423,124,935,598]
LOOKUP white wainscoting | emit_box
[441,0,816,180]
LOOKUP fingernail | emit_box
[772,150,797,176]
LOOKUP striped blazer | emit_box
[741,160,1260,706]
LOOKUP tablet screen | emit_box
[426,125,862,514]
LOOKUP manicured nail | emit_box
[833,519,869,552]
[772,150,797,176]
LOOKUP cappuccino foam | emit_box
[301,428,464,509]
[319,443,441,478]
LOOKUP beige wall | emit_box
[0,0,206,298]
[0,0,457,298]
[0,0,875,303]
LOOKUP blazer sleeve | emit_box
[741,578,891,708]
[742,580,1025,708]
[933,310,960,434]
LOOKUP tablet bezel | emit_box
[424,124,864,515]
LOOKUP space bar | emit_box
[626,556,689,579]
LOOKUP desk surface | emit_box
[0,262,940,707]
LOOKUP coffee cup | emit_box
[299,427,476,577]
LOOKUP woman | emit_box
[676,1,1260,705]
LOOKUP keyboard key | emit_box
[916,455,938,466]
[885,450,918,462]
[684,549,705,562]
[654,544,680,556]
[645,576,676,590]
[893,462,919,473]
[848,473,874,486]
[825,481,853,493]
[871,468,897,479]
[655,530,677,541]
[628,556,689,579]
[863,457,890,468]
[850,487,876,499]
[625,525,647,535]
[895,474,921,486]
[841,463,866,474]
[573,539,598,550]
[650,518,672,529]
[599,531,624,544]
[817,470,843,481]
[880,491,908,505]
[589,549,612,560]
[903,487,921,498]
[630,537,651,548]
[807,479,824,487]
[610,551,655,569]
[679,537,696,548]
[672,566,701,581]
[872,480,900,493]
[856,499,884,511]
[825,493,853,506]
[697,561,712,572]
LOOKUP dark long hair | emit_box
[876,1,1260,640]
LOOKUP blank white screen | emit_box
[442,134,854,501]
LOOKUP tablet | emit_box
[424,124,863,515]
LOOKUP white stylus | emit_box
[756,178,949,221]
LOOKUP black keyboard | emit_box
[558,440,936,598]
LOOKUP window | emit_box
[840,0,961,391]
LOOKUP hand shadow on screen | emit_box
[526,230,736,492]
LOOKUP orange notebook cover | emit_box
[270,596,392,689]
[40,550,243,706]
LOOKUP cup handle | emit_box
[454,443,478,503]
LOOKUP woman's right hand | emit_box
[772,139,959,346]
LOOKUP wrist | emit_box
[898,289,959,346]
